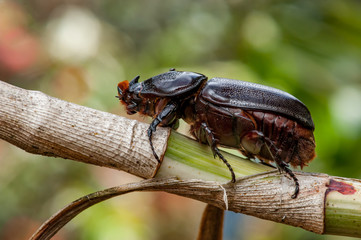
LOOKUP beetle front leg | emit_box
[200,122,236,183]
[148,102,178,163]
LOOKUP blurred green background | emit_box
[1,0,361,239]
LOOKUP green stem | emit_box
[324,177,361,237]
[157,131,271,182]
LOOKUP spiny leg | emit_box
[276,159,299,199]
[200,122,236,183]
[264,143,299,198]
[148,102,178,163]
[214,148,236,183]
[148,118,161,163]
[243,131,300,198]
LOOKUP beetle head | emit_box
[117,76,142,114]
[118,75,143,96]
[117,81,129,97]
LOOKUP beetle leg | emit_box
[276,159,299,199]
[200,122,236,183]
[241,131,299,198]
[148,102,178,163]
[263,143,299,199]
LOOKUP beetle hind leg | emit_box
[276,160,299,199]
[265,145,300,199]
[200,122,236,183]
[241,131,299,198]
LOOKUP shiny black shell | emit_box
[201,78,314,129]
[139,71,207,98]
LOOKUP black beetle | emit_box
[117,69,316,198]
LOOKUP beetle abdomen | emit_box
[201,78,314,129]
[249,111,316,167]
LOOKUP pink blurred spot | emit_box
[0,27,40,73]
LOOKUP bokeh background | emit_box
[1,0,361,239]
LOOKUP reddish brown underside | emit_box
[250,111,316,168]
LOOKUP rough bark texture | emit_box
[0,80,170,178]
[163,171,328,234]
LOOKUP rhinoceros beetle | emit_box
[117,69,316,198]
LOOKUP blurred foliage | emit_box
[1,0,361,239]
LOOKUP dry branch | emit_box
[30,174,326,240]
[0,80,170,178]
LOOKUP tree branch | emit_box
[0,80,170,178]
[28,175,325,240]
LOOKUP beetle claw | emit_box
[291,184,299,199]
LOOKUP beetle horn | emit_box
[129,75,140,86]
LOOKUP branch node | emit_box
[219,184,228,210]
